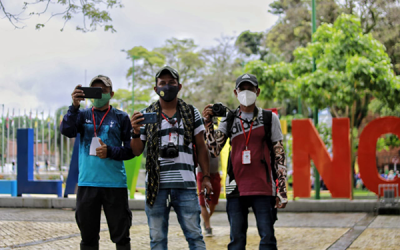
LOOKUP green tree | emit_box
[368,97,400,151]
[266,0,340,62]
[266,0,400,74]
[244,60,304,116]
[158,38,205,103]
[359,0,400,74]
[369,98,400,117]
[125,45,165,89]
[125,38,205,109]
[376,134,400,152]
[194,36,243,110]
[110,88,151,114]
[297,14,399,119]
[249,14,400,179]
[235,30,267,60]
[0,0,123,32]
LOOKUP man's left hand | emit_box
[275,196,287,209]
[96,139,107,159]
[201,176,213,198]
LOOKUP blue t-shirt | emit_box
[60,105,135,188]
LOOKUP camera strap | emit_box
[237,108,258,124]
[158,105,181,147]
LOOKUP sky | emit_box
[0,0,278,118]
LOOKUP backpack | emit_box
[225,108,278,183]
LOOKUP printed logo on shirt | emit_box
[230,114,263,137]
[110,121,115,127]
[85,119,92,124]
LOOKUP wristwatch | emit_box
[131,129,140,138]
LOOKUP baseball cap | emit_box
[90,75,113,88]
[155,66,180,83]
[235,74,259,89]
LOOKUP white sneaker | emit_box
[205,227,213,237]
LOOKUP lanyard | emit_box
[92,106,111,137]
[161,113,177,126]
[239,118,254,150]
[161,112,180,144]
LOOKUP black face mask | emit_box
[156,85,179,102]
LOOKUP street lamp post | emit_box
[131,56,139,111]
[311,0,321,200]
[127,55,142,200]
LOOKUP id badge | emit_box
[169,132,178,144]
[89,137,101,156]
[242,150,251,164]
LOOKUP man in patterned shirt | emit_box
[130,66,212,250]
[202,73,288,250]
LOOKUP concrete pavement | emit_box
[0,208,399,249]
[0,195,379,213]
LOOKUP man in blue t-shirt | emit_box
[61,75,135,250]
[130,66,212,250]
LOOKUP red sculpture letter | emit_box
[292,118,351,198]
[358,117,400,195]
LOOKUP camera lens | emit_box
[212,104,221,113]
[212,103,226,117]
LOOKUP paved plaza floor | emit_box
[0,208,399,249]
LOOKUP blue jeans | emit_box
[227,196,277,250]
[145,189,206,250]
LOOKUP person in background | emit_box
[35,162,40,174]
[387,170,395,180]
[197,153,221,237]
[12,160,16,173]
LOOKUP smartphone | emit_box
[138,112,157,124]
[77,87,102,99]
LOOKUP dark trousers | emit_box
[227,196,277,250]
[76,186,132,248]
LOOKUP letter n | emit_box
[292,118,351,198]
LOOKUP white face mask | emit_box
[237,90,257,107]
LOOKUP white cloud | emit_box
[0,0,277,116]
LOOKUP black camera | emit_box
[160,142,179,158]
[212,103,227,117]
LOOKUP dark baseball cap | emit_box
[235,73,259,89]
[155,66,180,83]
[90,75,113,88]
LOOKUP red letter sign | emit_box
[292,118,351,198]
[358,117,400,195]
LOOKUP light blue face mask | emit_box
[93,93,111,108]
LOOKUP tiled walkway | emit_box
[0,208,399,249]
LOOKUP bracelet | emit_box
[131,129,141,138]
[202,175,211,181]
